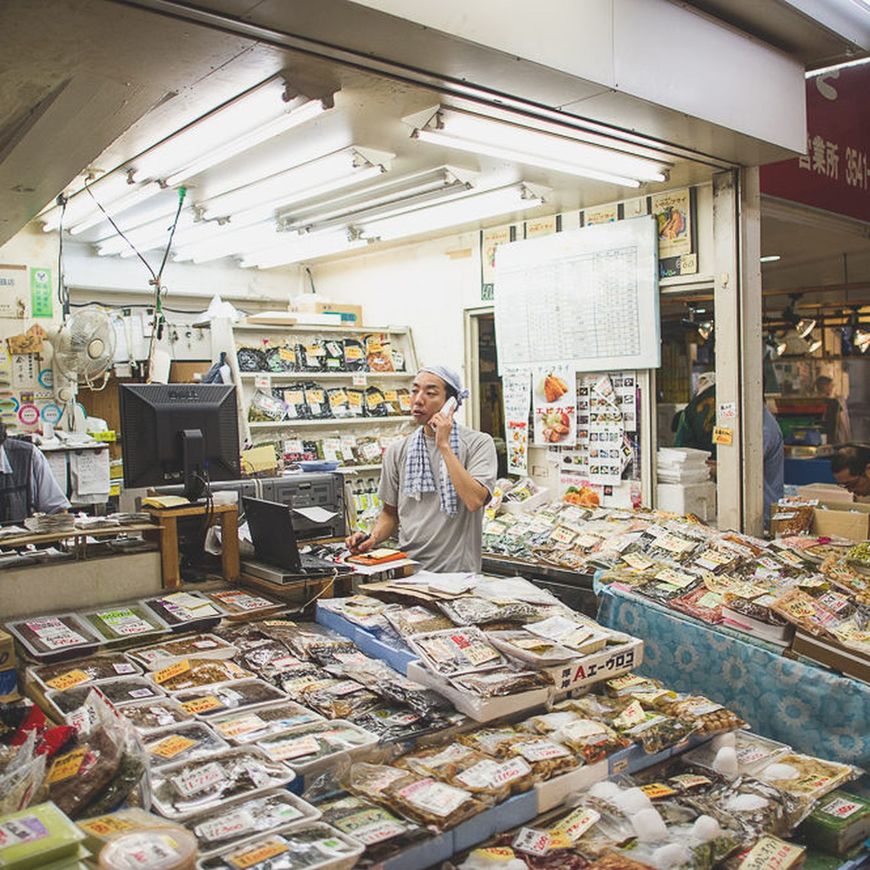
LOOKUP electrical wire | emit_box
[55,194,70,316]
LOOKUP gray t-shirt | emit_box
[379,425,497,573]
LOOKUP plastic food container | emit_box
[144,722,230,768]
[6,613,101,663]
[141,593,228,633]
[174,679,287,719]
[126,635,237,671]
[118,697,194,735]
[146,659,253,694]
[210,701,324,745]
[79,602,169,645]
[46,676,165,719]
[197,822,363,870]
[29,653,142,692]
[682,729,791,777]
[0,801,85,869]
[98,827,198,869]
[77,808,184,856]
[150,747,295,821]
[254,719,379,776]
[187,789,321,858]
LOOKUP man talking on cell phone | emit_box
[345,365,497,572]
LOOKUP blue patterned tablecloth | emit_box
[596,584,870,768]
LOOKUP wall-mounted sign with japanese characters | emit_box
[760,63,870,223]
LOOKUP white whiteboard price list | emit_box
[494,218,659,373]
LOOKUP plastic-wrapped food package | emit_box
[635,578,701,603]
[552,694,629,724]
[365,334,394,372]
[720,595,786,627]
[556,800,636,861]
[234,639,301,683]
[248,388,288,422]
[119,697,193,734]
[658,697,748,736]
[486,629,577,666]
[611,703,698,754]
[259,621,356,662]
[297,340,327,372]
[141,592,225,632]
[173,679,286,718]
[7,614,101,663]
[211,702,324,744]
[584,853,655,870]
[770,588,840,636]
[304,383,332,420]
[409,626,508,677]
[207,590,285,619]
[277,664,334,701]
[383,605,455,638]
[350,704,451,743]
[755,753,856,803]
[199,822,362,870]
[300,678,381,719]
[255,720,377,767]
[682,731,789,777]
[322,339,345,372]
[318,596,391,630]
[317,793,428,861]
[343,339,367,371]
[385,773,487,829]
[439,597,540,626]
[552,719,631,764]
[126,634,237,670]
[144,722,229,767]
[450,668,550,698]
[188,789,319,857]
[502,736,578,781]
[669,587,725,624]
[346,388,366,417]
[31,654,141,691]
[264,343,296,373]
[236,347,267,372]
[48,676,164,716]
[365,386,389,417]
[153,659,253,693]
[150,747,294,819]
[326,387,353,418]
[381,388,403,416]
[461,727,523,758]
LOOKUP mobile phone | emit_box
[440,396,457,416]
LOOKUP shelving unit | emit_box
[248,418,409,429]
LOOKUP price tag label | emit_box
[45,668,91,690]
[551,807,600,840]
[181,695,222,715]
[228,837,290,868]
[512,827,551,857]
[640,782,679,799]
[47,747,87,784]
[613,700,646,729]
[737,835,805,870]
[266,734,321,761]
[154,659,191,684]
[172,761,225,797]
[713,425,733,446]
[78,815,139,837]
[149,734,198,760]
[216,714,266,739]
[472,847,516,863]
[463,644,499,666]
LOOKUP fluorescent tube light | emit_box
[165,97,330,186]
[200,148,391,222]
[358,184,543,241]
[96,210,198,256]
[760,255,781,263]
[173,222,282,263]
[40,172,138,231]
[414,108,669,186]
[240,229,368,269]
[69,182,165,235]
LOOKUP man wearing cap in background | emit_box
[346,365,497,572]
[0,420,70,522]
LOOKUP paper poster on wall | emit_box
[494,218,660,373]
[525,215,556,238]
[503,368,531,475]
[11,354,39,390]
[651,188,692,258]
[532,365,576,447]
[481,225,513,287]
[560,474,641,510]
[30,268,53,318]
[0,265,27,319]
[622,198,648,219]
[584,203,618,225]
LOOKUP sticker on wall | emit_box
[18,403,40,427]
[0,395,19,413]
[41,403,62,425]
[30,268,54,318]
[38,368,53,389]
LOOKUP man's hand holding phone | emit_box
[429,396,457,450]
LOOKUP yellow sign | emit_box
[181,695,222,715]
[153,659,190,685]
[45,669,90,691]
[229,838,290,868]
[47,747,87,784]
[713,426,733,446]
[149,734,198,760]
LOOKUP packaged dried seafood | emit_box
[300,678,381,719]
[552,718,631,764]
[385,773,487,829]
[211,702,324,744]
[6,613,100,663]
[30,653,141,691]
[658,696,747,735]
[80,603,167,642]
[383,605,454,638]
[151,658,252,693]
[450,668,550,697]
[756,753,856,803]
[460,727,523,758]
[206,590,285,618]
[118,697,193,734]
[150,747,295,820]
[141,591,225,631]
[255,720,378,769]
[486,628,577,666]
[408,626,507,677]
[770,588,840,636]
[438,597,539,626]
[47,676,164,717]
[669,587,725,624]
[174,679,286,718]
[126,633,237,670]
[145,722,229,767]
[611,702,697,754]
[502,735,578,780]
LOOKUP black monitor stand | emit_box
[181,429,206,501]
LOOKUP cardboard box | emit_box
[812,501,870,542]
[0,629,18,701]
[792,630,869,684]
[314,302,362,326]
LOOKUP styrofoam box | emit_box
[501,489,551,515]
[656,481,717,522]
[535,760,609,813]
[406,661,549,723]
[452,791,538,852]
[546,638,644,698]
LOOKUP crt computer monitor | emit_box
[119,383,240,501]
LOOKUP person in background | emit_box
[0,420,70,522]
[830,443,870,502]
[814,374,852,444]
[674,373,784,523]
[345,365,497,572]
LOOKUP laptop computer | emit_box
[242,496,338,583]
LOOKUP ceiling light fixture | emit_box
[855,327,870,353]
[412,108,669,187]
[200,147,392,223]
[807,336,823,354]
[760,254,781,263]
[164,96,332,187]
[173,222,283,264]
[782,293,816,339]
[239,228,369,269]
[765,332,787,358]
[40,170,138,231]
[357,183,544,241]
[68,182,165,235]
[681,306,714,342]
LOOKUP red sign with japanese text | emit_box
[760,64,870,223]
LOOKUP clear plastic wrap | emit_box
[31,653,141,691]
[383,605,455,638]
[125,634,237,670]
[460,727,523,758]
[551,718,631,764]
[211,702,324,744]
[657,696,748,736]
[502,735,578,781]
[612,704,698,754]
[408,626,508,677]
[152,658,253,693]
[173,679,286,717]
[486,629,576,666]
[144,721,230,767]
[118,697,194,734]
[438,597,540,626]
[47,676,164,716]
[300,678,381,719]
[450,668,550,697]
[755,753,857,803]
[255,720,377,767]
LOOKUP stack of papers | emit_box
[23,513,76,534]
